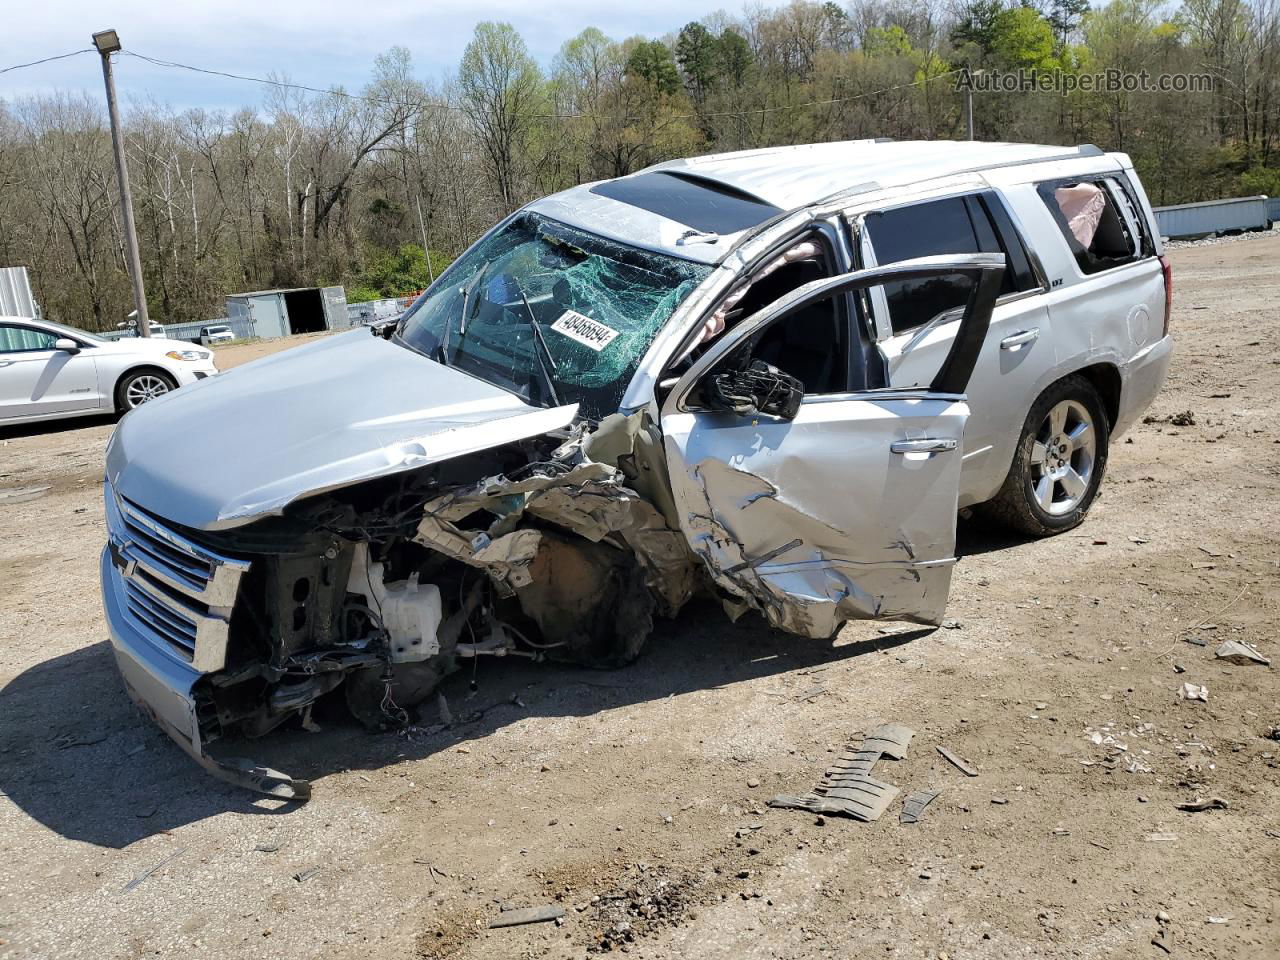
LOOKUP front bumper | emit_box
[100,498,310,800]
[172,360,220,386]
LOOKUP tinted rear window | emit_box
[591,172,781,235]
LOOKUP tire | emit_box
[115,368,176,412]
[984,374,1110,537]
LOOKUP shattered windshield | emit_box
[395,212,711,418]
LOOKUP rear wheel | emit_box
[985,375,1109,536]
[116,369,176,411]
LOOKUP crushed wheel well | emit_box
[1072,362,1121,430]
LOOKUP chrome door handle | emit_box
[1000,328,1040,350]
[891,438,958,454]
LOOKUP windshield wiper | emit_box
[513,281,562,407]
[460,263,487,336]
[436,267,488,364]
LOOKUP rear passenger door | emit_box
[852,191,1054,505]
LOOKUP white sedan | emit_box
[0,315,219,427]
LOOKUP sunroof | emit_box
[590,171,782,235]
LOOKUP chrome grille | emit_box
[124,574,199,655]
[106,483,249,672]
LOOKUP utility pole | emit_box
[92,29,151,336]
[964,69,985,142]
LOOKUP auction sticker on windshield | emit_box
[550,310,619,351]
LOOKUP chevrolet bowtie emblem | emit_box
[108,537,138,578]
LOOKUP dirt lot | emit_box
[1,237,1278,960]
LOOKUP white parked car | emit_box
[199,324,235,346]
[0,316,219,426]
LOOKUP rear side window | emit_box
[864,194,1036,335]
[1037,176,1149,275]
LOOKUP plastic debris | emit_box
[768,722,913,822]
[1179,683,1208,702]
[899,789,941,825]
[1215,640,1270,666]
[937,746,979,777]
[1175,796,1228,812]
[122,848,186,893]
[488,904,566,928]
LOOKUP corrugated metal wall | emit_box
[0,266,38,317]
[1153,196,1271,239]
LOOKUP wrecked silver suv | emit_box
[100,140,1172,797]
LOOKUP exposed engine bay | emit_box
[183,413,701,759]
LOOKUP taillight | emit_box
[1158,254,1173,336]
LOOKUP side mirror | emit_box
[705,360,804,420]
[53,338,80,354]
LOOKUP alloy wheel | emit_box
[125,375,172,409]
[1028,399,1096,516]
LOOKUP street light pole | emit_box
[93,29,151,337]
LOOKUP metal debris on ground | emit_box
[1179,682,1209,702]
[122,848,186,893]
[293,867,321,882]
[767,722,913,822]
[936,746,979,777]
[900,789,941,824]
[488,904,566,928]
[1175,796,1228,812]
[1215,640,1270,666]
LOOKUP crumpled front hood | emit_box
[106,330,578,530]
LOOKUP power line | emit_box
[0,48,94,75]
[122,48,964,122]
[123,51,426,111]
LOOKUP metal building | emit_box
[0,266,39,317]
[224,286,347,339]
[1152,195,1271,240]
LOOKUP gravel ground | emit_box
[0,238,1277,960]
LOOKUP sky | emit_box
[1,1,734,111]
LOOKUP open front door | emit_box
[659,254,1004,637]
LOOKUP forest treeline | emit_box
[1,0,1276,329]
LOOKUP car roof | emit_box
[643,139,1097,209]
[531,139,1103,264]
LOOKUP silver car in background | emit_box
[99,139,1171,796]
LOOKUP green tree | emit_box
[993,6,1057,67]
[952,0,1008,60]
[717,28,755,87]
[676,22,719,102]
[459,22,544,213]
[625,40,681,95]
[1048,0,1092,49]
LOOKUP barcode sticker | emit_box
[550,310,619,351]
